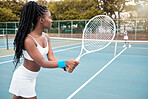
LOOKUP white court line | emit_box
[0,54,14,58]
[0,45,81,65]
[0,46,14,50]
[0,43,81,58]
[54,45,81,53]
[0,43,147,65]
[67,47,127,99]
[52,43,81,49]
[0,58,23,65]
[0,60,14,65]
[0,41,147,58]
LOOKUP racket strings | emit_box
[84,41,107,51]
[83,16,115,51]
[86,19,114,40]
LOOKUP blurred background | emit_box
[0,1,148,99]
[0,0,148,40]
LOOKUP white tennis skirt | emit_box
[9,64,39,98]
[124,36,128,40]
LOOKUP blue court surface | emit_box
[0,38,66,49]
[0,39,14,49]
[0,41,148,99]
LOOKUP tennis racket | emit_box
[76,15,116,61]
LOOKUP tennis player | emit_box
[9,1,79,99]
[121,26,131,48]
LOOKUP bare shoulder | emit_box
[24,35,36,49]
[24,35,34,43]
[43,32,50,41]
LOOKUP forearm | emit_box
[48,55,58,61]
[39,56,78,69]
[46,56,67,71]
[40,60,59,68]
[40,59,68,69]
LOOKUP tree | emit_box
[0,7,17,22]
[0,0,24,22]
[100,0,126,19]
[124,0,148,18]
[37,0,48,6]
[48,0,103,20]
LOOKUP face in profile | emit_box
[41,11,53,29]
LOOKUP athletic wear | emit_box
[23,34,49,61]
[124,35,128,40]
[123,30,128,40]
[9,34,49,97]
[9,65,39,98]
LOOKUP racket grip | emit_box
[75,57,80,61]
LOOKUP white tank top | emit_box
[23,34,49,61]
[124,30,127,36]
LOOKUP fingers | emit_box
[66,62,79,73]
[65,59,80,73]
[71,59,79,68]
[74,60,79,68]
[75,60,80,66]
[66,59,79,68]
[66,67,75,73]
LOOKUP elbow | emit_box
[35,59,47,68]
[39,61,48,68]
[40,64,47,68]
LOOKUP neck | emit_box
[31,24,44,37]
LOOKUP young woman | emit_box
[121,26,131,48]
[9,1,79,99]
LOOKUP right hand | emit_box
[65,67,75,73]
[65,59,79,69]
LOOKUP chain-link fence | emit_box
[0,18,148,40]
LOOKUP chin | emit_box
[46,27,51,30]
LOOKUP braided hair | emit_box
[13,1,48,68]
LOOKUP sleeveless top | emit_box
[124,30,127,36]
[23,34,49,61]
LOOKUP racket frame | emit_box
[76,15,116,61]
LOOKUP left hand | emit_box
[65,60,79,73]
[66,67,75,73]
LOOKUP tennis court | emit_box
[0,38,148,99]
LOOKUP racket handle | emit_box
[75,57,80,61]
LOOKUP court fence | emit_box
[0,18,148,40]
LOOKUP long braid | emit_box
[13,1,48,69]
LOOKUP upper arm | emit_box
[44,34,57,61]
[24,36,45,66]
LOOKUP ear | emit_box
[39,17,44,24]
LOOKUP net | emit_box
[0,33,147,57]
[49,37,148,56]
[0,19,148,40]
[0,33,14,49]
[50,37,82,48]
[112,40,148,56]
[0,35,6,48]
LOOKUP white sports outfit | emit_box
[9,34,49,98]
[123,31,128,40]
[124,35,128,40]
[9,65,39,98]
[23,34,49,61]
